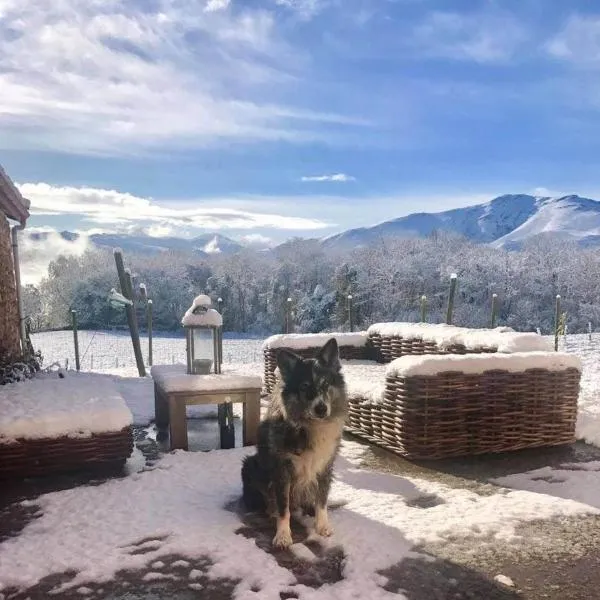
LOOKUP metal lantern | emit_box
[181,295,223,375]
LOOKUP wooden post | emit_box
[554,294,561,352]
[71,309,80,372]
[420,295,427,323]
[139,284,153,367]
[147,299,153,367]
[446,274,457,325]
[217,298,223,366]
[490,293,498,328]
[347,294,354,332]
[285,297,292,334]
[114,249,146,376]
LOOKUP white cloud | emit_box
[144,224,177,238]
[408,10,528,63]
[205,0,230,13]
[301,173,356,182]
[531,187,564,198]
[0,0,365,155]
[18,182,332,231]
[547,15,600,66]
[19,227,90,284]
[238,233,274,247]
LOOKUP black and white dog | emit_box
[241,338,348,548]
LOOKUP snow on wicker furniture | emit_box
[0,373,134,478]
[366,322,552,363]
[345,352,582,460]
[262,332,372,393]
[151,365,261,451]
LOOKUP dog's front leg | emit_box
[272,471,293,549]
[314,469,333,537]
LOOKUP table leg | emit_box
[154,383,169,428]
[168,397,188,451]
[243,391,260,446]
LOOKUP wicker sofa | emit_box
[0,372,134,479]
[262,324,581,459]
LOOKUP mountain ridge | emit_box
[322,194,600,250]
[24,193,600,256]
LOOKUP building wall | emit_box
[0,213,21,358]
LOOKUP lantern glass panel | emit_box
[192,327,214,374]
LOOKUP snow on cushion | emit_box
[386,351,582,378]
[151,365,261,393]
[0,373,133,442]
[342,360,387,403]
[367,322,551,353]
[263,332,367,351]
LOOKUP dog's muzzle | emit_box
[311,400,329,419]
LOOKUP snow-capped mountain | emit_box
[322,194,600,250]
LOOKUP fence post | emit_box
[490,293,498,328]
[285,297,292,334]
[147,299,153,367]
[113,249,146,376]
[446,273,457,325]
[589,322,593,342]
[71,309,80,371]
[420,295,427,323]
[347,294,354,332]
[217,297,223,365]
[554,295,561,351]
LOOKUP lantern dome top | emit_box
[182,307,223,327]
[191,294,212,309]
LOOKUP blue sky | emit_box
[2,0,600,246]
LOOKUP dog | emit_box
[241,337,348,549]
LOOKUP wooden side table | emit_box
[151,365,261,451]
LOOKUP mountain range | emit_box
[322,194,600,250]
[25,194,600,256]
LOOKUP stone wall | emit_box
[0,213,21,359]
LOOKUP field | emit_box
[31,330,265,370]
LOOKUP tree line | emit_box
[22,232,600,336]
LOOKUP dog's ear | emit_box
[317,338,340,371]
[277,349,302,382]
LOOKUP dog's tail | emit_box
[241,454,267,512]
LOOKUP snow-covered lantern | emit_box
[182,295,223,375]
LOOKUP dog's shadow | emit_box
[225,498,346,590]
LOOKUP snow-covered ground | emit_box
[0,440,597,598]
[1,331,600,597]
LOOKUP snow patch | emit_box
[386,351,581,378]
[342,360,387,403]
[150,365,261,393]
[0,372,132,441]
[263,332,367,351]
[494,575,515,587]
[181,307,223,328]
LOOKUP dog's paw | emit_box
[315,521,333,537]
[272,527,293,549]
